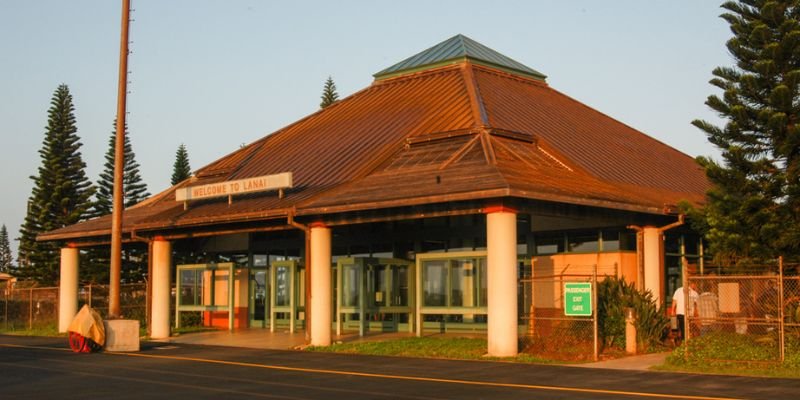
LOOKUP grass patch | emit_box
[657,333,800,379]
[654,359,800,379]
[0,324,64,337]
[307,336,556,363]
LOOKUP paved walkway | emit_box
[162,328,670,371]
[161,328,437,350]
[574,352,670,370]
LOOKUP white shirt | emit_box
[672,286,699,316]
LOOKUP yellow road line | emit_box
[1,343,741,400]
[111,352,740,400]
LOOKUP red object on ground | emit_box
[68,332,99,353]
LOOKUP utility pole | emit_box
[109,0,131,318]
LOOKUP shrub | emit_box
[597,276,668,352]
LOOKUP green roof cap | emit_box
[374,34,547,81]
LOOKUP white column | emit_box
[642,227,663,305]
[58,246,79,333]
[310,224,332,346]
[487,209,518,357]
[151,238,172,339]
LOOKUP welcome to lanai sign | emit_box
[175,172,293,204]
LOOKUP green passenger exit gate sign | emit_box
[564,282,592,316]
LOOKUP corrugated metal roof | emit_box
[374,34,546,81]
[40,38,708,242]
[473,65,708,197]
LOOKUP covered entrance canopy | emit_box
[40,34,708,356]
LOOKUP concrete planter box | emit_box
[103,320,140,352]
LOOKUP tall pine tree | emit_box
[93,121,150,217]
[86,121,151,283]
[171,144,191,185]
[692,0,800,264]
[0,224,13,274]
[18,84,94,285]
[319,76,339,108]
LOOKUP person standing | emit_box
[670,282,699,341]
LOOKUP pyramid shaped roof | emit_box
[41,36,707,242]
[374,34,546,81]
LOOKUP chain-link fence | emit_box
[685,260,800,364]
[1,287,58,332]
[1,283,147,333]
[521,263,618,361]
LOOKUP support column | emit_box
[486,207,518,357]
[310,224,332,346]
[58,246,79,333]
[151,238,172,339]
[642,227,663,305]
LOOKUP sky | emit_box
[0,0,732,257]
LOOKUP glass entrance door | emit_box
[249,268,268,328]
[269,260,305,332]
[336,257,414,336]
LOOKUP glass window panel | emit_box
[252,270,267,320]
[451,259,479,307]
[568,232,599,253]
[253,254,267,267]
[620,232,637,251]
[535,235,564,255]
[601,230,620,252]
[450,260,464,307]
[370,265,387,307]
[179,270,198,305]
[342,265,359,307]
[275,266,290,306]
[664,234,681,255]
[478,258,487,307]
[297,266,305,307]
[665,255,682,305]
[392,266,409,306]
[684,235,699,255]
[423,261,447,306]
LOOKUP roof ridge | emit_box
[461,62,489,128]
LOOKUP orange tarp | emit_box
[67,305,105,346]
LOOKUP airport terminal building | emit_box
[40,35,708,356]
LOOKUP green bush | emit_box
[597,276,668,352]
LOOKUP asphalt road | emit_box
[0,335,795,400]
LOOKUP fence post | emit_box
[528,259,535,338]
[28,288,33,331]
[779,256,785,363]
[4,286,7,330]
[682,261,689,362]
[592,263,598,362]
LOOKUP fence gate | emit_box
[522,264,604,361]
